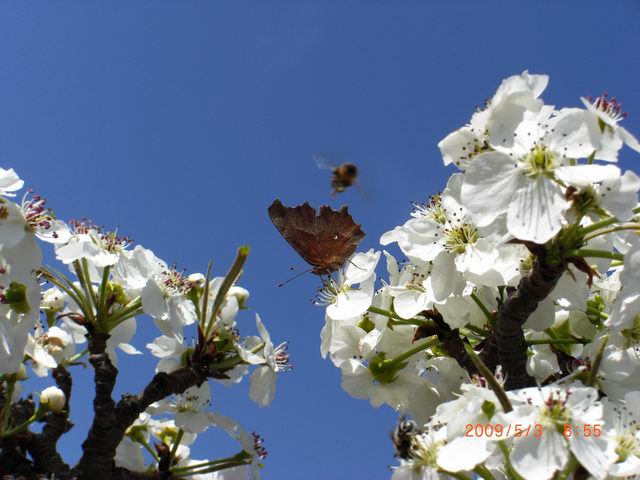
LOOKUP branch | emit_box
[418,310,478,375]
[74,333,119,479]
[73,329,211,479]
[496,254,567,390]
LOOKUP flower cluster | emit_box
[0,168,290,478]
[316,72,640,479]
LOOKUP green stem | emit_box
[566,249,623,261]
[526,338,588,346]
[586,307,608,320]
[499,442,524,480]
[1,380,16,433]
[388,337,439,368]
[583,223,640,242]
[463,343,512,413]
[474,464,496,480]
[441,471,471,480]
[199,262,213,329]
[170,451,250,474]
[62,348,89,366]
[205,246,250,339]
[208,342,265,371]
[1,407,46,438]
[586,335,608,387]
[106,297,143,331]
[82,259,100,310]
[367,306,432,326]
[556,454,580,480]
[42,270,85,315]
[471,292,494,326]
[97,266,111,324]
[578,217,617,236]
[43,266,91,321]
[135,435,160,463]
[73,260,96,323]
[169,428,184,466]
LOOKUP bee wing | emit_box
[353,177,371,202]
[313,154,335,170]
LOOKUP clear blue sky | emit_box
[1,1,639,478]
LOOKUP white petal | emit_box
[326,277,374,321]
[507,176,568,243]
[549,108,599,159]
[344,249,380,285]
[511,430,569,480]
[461,152,526,227]
[555,164,621,188]
[437,436,494,472]
[141,280,168,319]
[619,125,640,153]
[569,434,611,480]
[249,366,276,407]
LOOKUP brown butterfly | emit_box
[268,199,365,275]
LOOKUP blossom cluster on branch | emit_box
[315,72,640,479]
[0,171,289,479]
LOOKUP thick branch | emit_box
[73,329,210,479]
[74,333,119,479]
[497,254,567,390]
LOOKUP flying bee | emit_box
[391,417,421,460]
[314,154,359,196]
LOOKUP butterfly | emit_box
[268,199,365,275]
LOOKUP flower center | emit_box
[621,315,640,349]
[162,267,192,295]
[540,392,572,430]
[443,223,478,254]
[588,93,627,123]
[70,219,132,253]
[410,430,444,468]
[524,145,555,176]
[412,194,447,224]
[273,342,293,372]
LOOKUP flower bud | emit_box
[41,287,65,311]
[14,364,27,381]
[188,273,206,288]
[228,286,250,309]
[41,386,66,413]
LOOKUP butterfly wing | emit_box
[268,200,327,269]
[314,205,365,273]
[268,199,365,275]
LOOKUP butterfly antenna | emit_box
[346,258,366,271]
[278,267,314,288]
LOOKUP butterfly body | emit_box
[268,199,365,275]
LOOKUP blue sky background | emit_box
[1,1,639,478]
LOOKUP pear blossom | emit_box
[315,249,380,321]
[239,315,291,407]
[494,384,611,480]
[581,93,640,160]
[148,383,212,434]
[461,107,602,243]
[438,71,549,170]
